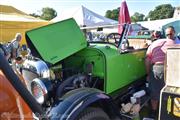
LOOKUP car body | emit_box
[0,18,148,120]
[25,18,146,94]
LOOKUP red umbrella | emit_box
[118,0,131,34]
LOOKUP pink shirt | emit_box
[146,39,174,64]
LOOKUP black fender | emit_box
[48,88,120,120]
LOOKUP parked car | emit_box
[0,18,148,120]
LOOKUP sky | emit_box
[0,0,179,17]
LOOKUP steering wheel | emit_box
[106,33,121,45]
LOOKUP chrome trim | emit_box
[31,78,48,104]
[23,58,50,79]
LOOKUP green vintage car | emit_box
[6,18,148,119]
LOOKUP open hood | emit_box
[26,18,87,65]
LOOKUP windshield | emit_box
[82,24,152,50]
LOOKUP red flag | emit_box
[118,0,131,34]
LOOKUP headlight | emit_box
[23,58,50,79]
[31,78,52,104]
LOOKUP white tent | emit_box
[51,5,117,27]
[137,18,180,31]
[0,13,46,22]
[0,5,46,22]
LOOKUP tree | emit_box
[105,10,112,18]
[147,4,174,20]
[29,13,40,18]
[40,7,57,21]
[130,12,145,22]
[105,8,119,20]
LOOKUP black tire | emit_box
[76,107,110,120]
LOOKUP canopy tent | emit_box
[0,13,47,22]
[0,5,49,44]
[137,18,180,31]
[162,19,180,36]
[51,5,117,27]
[0,5,27,15]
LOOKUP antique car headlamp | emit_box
[23,58,50,79]
[31,78,53,104]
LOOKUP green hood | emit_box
[26,18,87,64]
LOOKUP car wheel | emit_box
[76,107,110,120]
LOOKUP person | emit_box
[87,32,93,41]
[10,33,22,59]
[152,30,161,41]
[0,33,22,63]
[145,26,175,118]
[0,43,10,59]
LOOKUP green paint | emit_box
[90,44,146,94]
[64,43,146,94]
[26,18,87,64]
[26,18,146,95]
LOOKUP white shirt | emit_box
[11,39,19,49]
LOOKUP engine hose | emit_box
[0,53,48,119]
[56,74,86,99]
